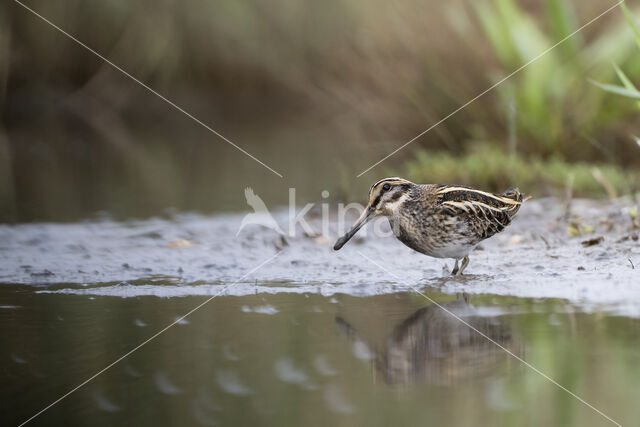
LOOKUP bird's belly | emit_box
[393,219,477,259]
[425,242,476,259]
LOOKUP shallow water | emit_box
[2,288,640,426]
[1,199,640,425]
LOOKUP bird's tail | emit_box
[501,187,529,218]
[502,187,529,202]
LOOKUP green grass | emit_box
[402,143,640,197]
[398,1,640,198]
[461,0,640,160]
[591,3,640,110]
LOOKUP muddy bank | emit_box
[0,198,638,315]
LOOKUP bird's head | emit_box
[333,177,414,250]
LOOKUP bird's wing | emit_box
[244,187,269,212]
[434,185,524,238]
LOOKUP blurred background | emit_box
[2,0,640,222]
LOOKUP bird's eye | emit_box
[382,183,391,191]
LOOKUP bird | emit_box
[335,299,518,385]
[333,177,525,275]
[237,187,285,236]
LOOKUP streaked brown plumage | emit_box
[336,300,519,385]
[333,177,525,275]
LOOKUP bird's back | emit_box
[434,185,524,239]
[391,184,525,258]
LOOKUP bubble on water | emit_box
[313,355,337,376]
[124,364,142,377]
[222,345,241,361]
[154,372,183,395]
[93,390,121,412]
[215,370,252,396]
[134,319,147,327]
[174,316,190,325]
[323,385,355,414]
[241,305,278,315]
[11,353,27,364]
[274,358,317,390]
[352,340,374,360]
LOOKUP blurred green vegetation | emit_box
[468,0,638,156]
[592,3,640,107]
[398,0,640,196]
[2,0,640,221]
[403,142,640,197]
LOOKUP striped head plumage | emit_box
[333,177,415,250]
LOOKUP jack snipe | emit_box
[334,177,525,275]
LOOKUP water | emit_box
[2,199,640,425]
[2,289,640,426]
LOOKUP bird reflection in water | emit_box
[336,298,520,386]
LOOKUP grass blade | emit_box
[612,62,640,107]
[545,0,581,57]
[613,63,637,90]
[590,79,640,99]
[621,3,640,49]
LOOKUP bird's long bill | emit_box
[333,207,374,250]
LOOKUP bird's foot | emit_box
[451,259,459,276]
[450,256,470,276]
[458,256,470,275]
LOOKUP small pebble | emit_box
[30,270,54,277]
[581,236,603,247]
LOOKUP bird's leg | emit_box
[451,259,459,275]
[457,256,470,275]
